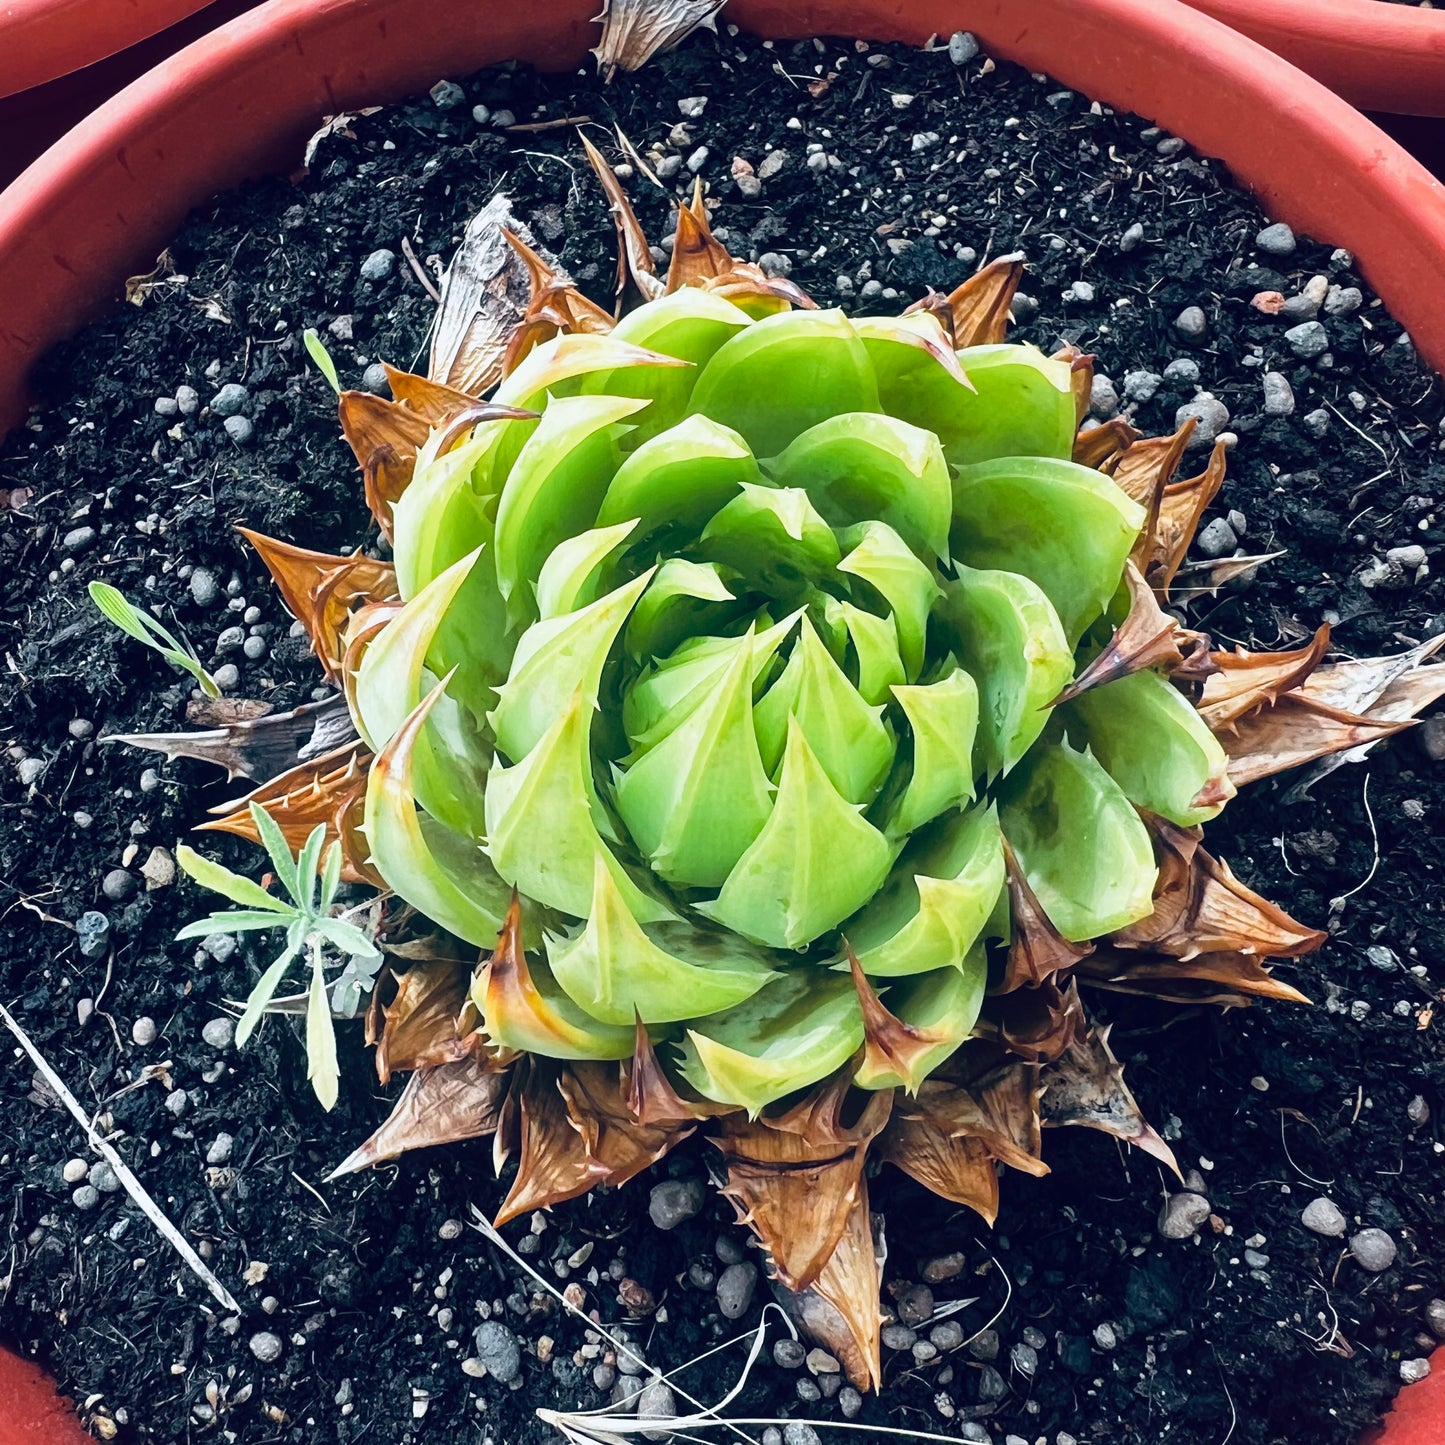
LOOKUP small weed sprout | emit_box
[176,803,382,1109]
[88,580,220,697]
[303,327,343,395]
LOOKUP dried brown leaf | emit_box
[580,131,665,303]
[907,253,1022,348]
[712,1077,892,1293]
[1110,420,1196,506]
[996,839,1093,993]
[558,1060,694,1190]
[985,976,1087,1064]
[1051,342,1095,428]
[1198,625,1332,730]
[372,957,472,1085]
[1135,438,1227,595]
[1074,417,1141,471]
[591,0,727,79]
[1079,946,1310,1006]
[625,1017,733,1127]
[1169,551,1284,602]
[1039,1025,1179,1174]
[846,946,960,1094]
[1114,813,1324,959]
[326,1055,509,1178]
[878,1116,1000,1224]
[1294,632,1445,716]
[1220,693,1413,788]
[500,227,617,375]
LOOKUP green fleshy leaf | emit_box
[176,845,289,913]
[548,854,775,1025]
[580,289,752,443]
[494,332,691,412]
[943,344,1077,466]
[939,565,1074,778]
[534,519,638,620]
[475,948,635,1060]
[484,691,673,923]
[700,483,841,596]
[836,520,942,681]
[698,716,894,950]
[1064,667,1235,826]
[950,456,1145,645]
[846,804,1005,976]
[311,915,380,961]
[676,968,863,1116]
[854,312,975,451]
[852,951,986,1092]
[687,307,880,459]
[614,636,776,888]
[825,598,906,706]
[753,616,894,805]
[996,740,1158,941]
[490,570,653,763]
[887,666,979,836]
[766,411,952,563]
[302,328,342,394]
[625,559,739,662]
[595,413,760,559]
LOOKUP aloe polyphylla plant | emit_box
[147,143,1445,1386]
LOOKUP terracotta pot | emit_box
[0,0,1444,438]
[0,1345,91,1445]
[1,0,222,100]
[1179,0,1445,120]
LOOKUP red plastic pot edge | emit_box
[0,1344,91,1444]
[0,0,1444,438]
[1179,0,1445,120]
[1,0,222,101]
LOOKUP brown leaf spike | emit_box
[372,956,472,1085]
[1220,694,1413,788]
[580,130,665,304]
[846,945,959,1095]
[1110,419,1197,506]
[910,252,1023,348]
[1198,625,1332,730]
[997,839,1094,993]
[1074,417,1142,471]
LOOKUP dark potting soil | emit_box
[2,26,1444,1445]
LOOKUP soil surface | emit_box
[2,27,1445,1445]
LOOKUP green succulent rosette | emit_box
[356,292,1234,1115]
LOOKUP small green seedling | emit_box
[303,327,342,395]
[88,581,221,698]
[176,803,382,1110]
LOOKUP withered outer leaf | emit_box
[1074,417,1142,471]
[1133,437,1228,596]
[982,976,1087,1064]
[200,740,378,886]
[1197,625,1332,730]
[581,131,665,304]
[559,1060,696,1189]
[995,839,1094,993]
[1051,561,1212,707]
[237,528,399,682]
[626,1016,734,1127]
[1052,343,1096,429]
[1219,693,1412,788]
[905,252,1023,348]
[1039,1025,1179,1175]
[1078,946,1311,1007]
[591,0,727,80]
[774,1197,884,1391]
[1109,419,1196,506]
[1113,812,1325,960]
[501,228,617,377]
[372,956,472,1085]
[326,1054,510,1179]
[711,1074,892,1294]
[846,945,959,1092]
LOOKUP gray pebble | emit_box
[73,811,93,829]
[203,932,237,963]
[1089,375,1119,418]
[1324,285,1363,317]
[762,1430,783,1445]
[102,869,137,902]
[783,1426,821,1445]
[154,396,179,416]
[90,1160,121,1193]
[968,1327,1000,1360]
[429,79,465,109]
[882,1323,918,1351]
[1418,717,1445,761]
[1156,136,1186,156]
[490,109,516,128]
[736,174,762,199]
[773,1337,806,1369]
[1174,306,1208,340]
[1163,356,1200,384]
[839,1385,862,1418]
[63,526,96,553]
[76,910,110,959]
[686,146,710,174]
[806,151,828,174]
[62,1158,89,1184]
[202,1017,235,1050]
[1244,1248,1270,1269]
[139,767,160,794]
[1262,370,1295,417]
[1300,407,1331,439]
[473,1321,522,1383]
[210,383,250,418]
[1401,1358,1432,1385]
[1093,1321,1118,1350]
[677,96,708,118]
[655,154,683,181]
[72,1184,101,1211]
[1070,279,1096,304]
[1256,222,1296,256]
[716,1261,757,1319]
[1409,1095,1430,1125]
[17,757,46,787]
[636,1379,676,1439]
[176,385,200,415]
[166,1089,188,1116]
[189,568,219,606]
[896,1282,934,1325]
[1349,1228,1397,1272]
[648,1177,704,1230]
[243,635,268,661]
[471,103,491,125]
[360,249,396,282]
[213,664,240,691]
[68,717,92,738]
[977,1363,1007,1401]
[1195,518,1238,559]
[1010,1341,1039,1376]
[947,31,980,65]
[249,1332,284,1364]
[911,132,941,154]
[1175,391,1230,445]
[1426,1298,1445,1339]
[216,625,245,653]
[361,362,390,395]
[921,1251,965,1283]
[593,1363,616,1390]
[1284,320,1329,358]
[223,415,254,445]
[758,252,792,279]
[1009,292,1038,321]
[930,1320,965,1351]
[131,1017,157,1047]
[1301,1196,1347,1237]
[1119,221,1144,253]
[206,1133,234,1165]
[714,1233,745,1265]
[1387,543,1427,570]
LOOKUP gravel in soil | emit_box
[2,27,1445,1445]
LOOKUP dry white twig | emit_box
[0,1001,240,1314]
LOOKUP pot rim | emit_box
[0,0,223,101]
[1178,0,1445,119]
[1,0,1444,440]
